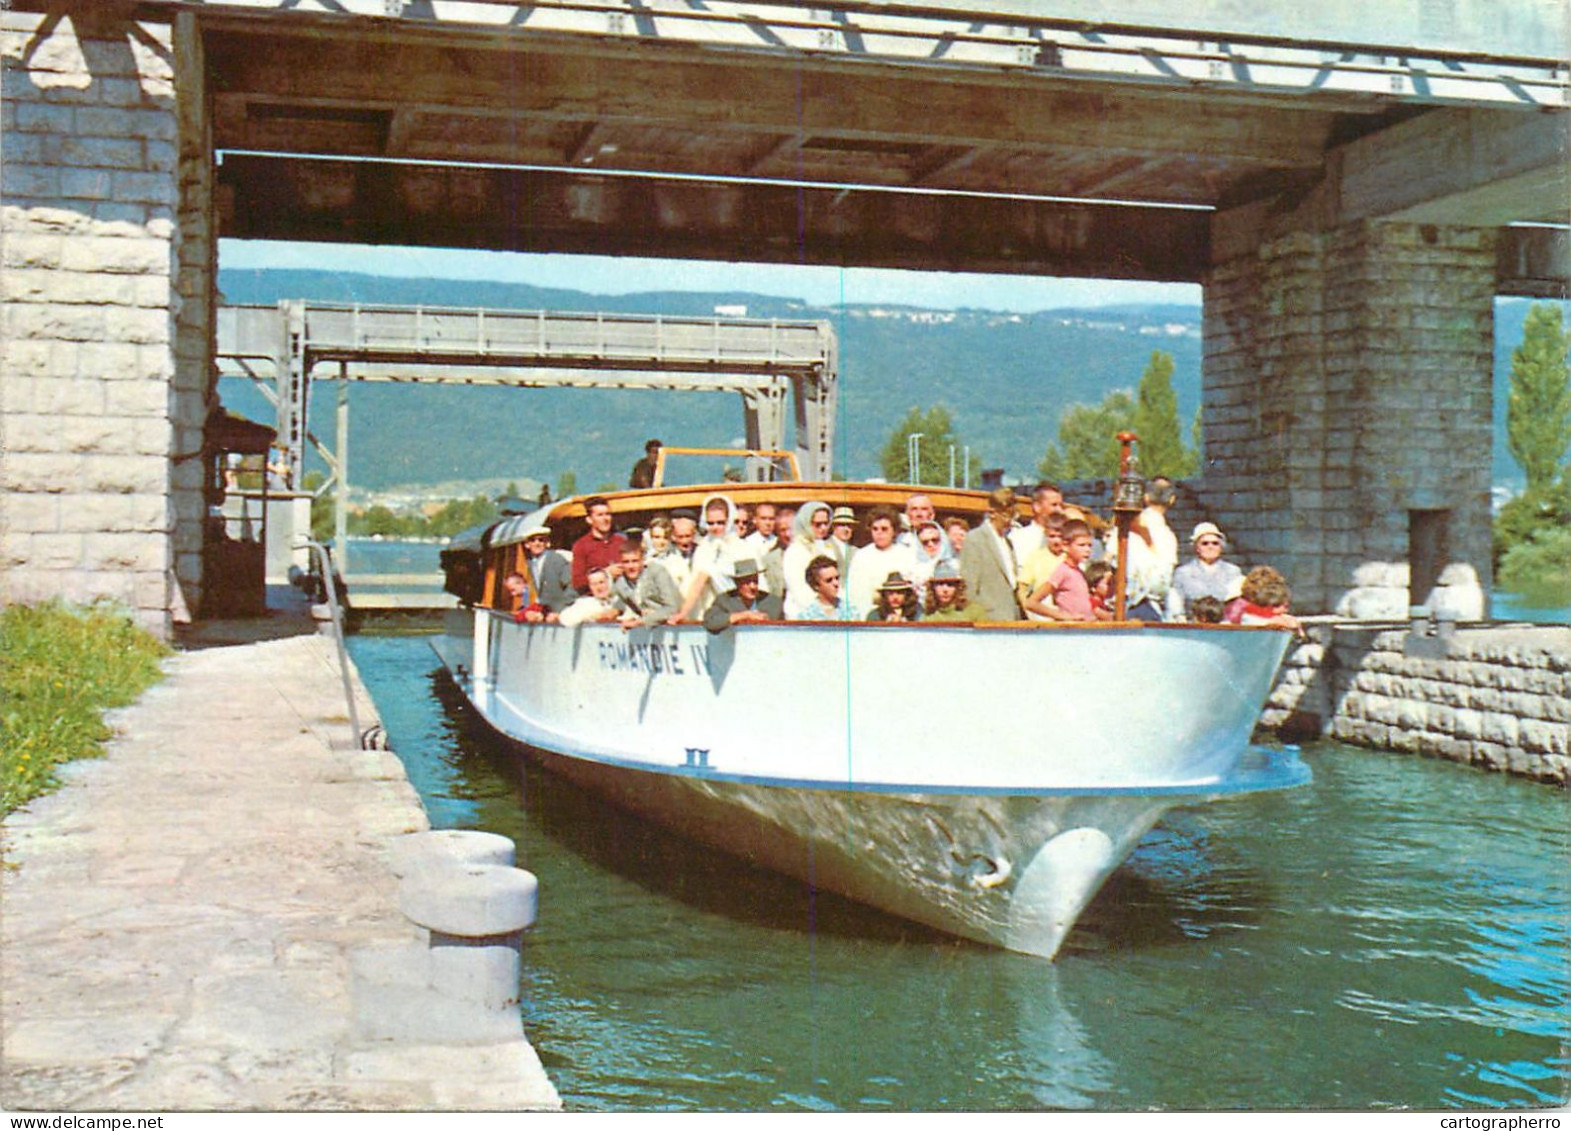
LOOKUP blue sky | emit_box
[219,240,1199,313]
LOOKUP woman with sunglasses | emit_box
[1166,522,1245,621]
[908,520,947,602]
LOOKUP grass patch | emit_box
[0,600,169,818]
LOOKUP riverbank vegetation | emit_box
[0,602,168,817]
[1037,350,1200,481]
[1495,303,1571,604]
[351,494,501,540]
[302,470,503,542]
[879,405,977,485]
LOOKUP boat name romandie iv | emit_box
[597,639,710,676]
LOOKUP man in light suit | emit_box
[519,524,575,620]
[960,488,1023,621]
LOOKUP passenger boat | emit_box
[432,448,1310,958]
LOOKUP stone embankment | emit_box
[0,617,560,1111]
[1264,621,1569,784]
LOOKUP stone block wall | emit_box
[2,10,212,637]
[1201,219,1496,618]
[1261,624,1570,784]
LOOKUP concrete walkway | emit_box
[0,610,560,1111]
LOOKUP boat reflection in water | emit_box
[432,455,1310,959]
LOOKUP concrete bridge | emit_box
[2,0,1567,634]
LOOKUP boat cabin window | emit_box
[482,545,515,610]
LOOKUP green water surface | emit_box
[348,635,1569,1113]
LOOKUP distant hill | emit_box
[216,268,1554,496]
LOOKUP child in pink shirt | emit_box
[1026,521,1097,622]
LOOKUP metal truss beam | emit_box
[109,0,1567,110]
[216,302,841,486]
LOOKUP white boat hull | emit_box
[434,613,1308,957]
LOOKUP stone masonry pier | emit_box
[0,608,560,1111]
[1264,622,1570,785]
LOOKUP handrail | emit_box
[302,539,362,749]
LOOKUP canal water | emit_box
[347,633,1569,1113]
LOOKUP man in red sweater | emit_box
[571,496,627,592]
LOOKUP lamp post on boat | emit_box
[1112,431,1144,622]
[907,432,924,484]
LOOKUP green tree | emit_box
[879,405,974,485]
[429,495,499,538]
[1131,350,1199,478]
[1037,390,1135,481]
[357,504,408,538]
[555,470,578,499]
[1506,303,1571,495]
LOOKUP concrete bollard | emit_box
[398,863,539,940]
[399,863,539,1012]
[353,831,540,1045]
[388,829,516,877]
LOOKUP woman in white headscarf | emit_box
[673,493,747,622]
[781,500,834,618]
[908,519,946,602]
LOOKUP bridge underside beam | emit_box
[1333,108,1568,228]
[217,156,1210,282]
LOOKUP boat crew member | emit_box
[629,439,661,489]
[790,555,853,621]
[520,525,573,620]
[570,496,628,592]
[959,488,1023,621]
[559,568,634,627]
[703,557,782,633]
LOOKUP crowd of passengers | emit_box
[498,481,1303,635]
